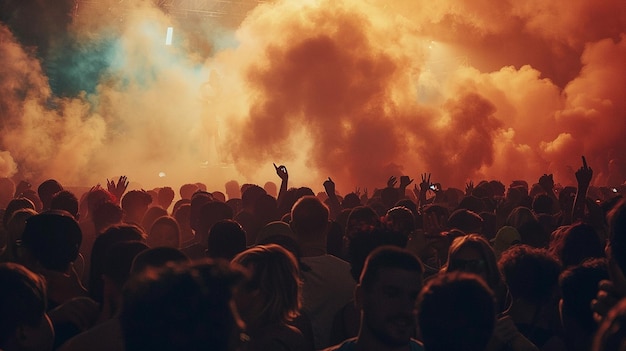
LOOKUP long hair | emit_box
[232,244,302,324]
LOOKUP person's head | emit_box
[86,188,116,218]
[506,206,537,229]
[263,181,277,198]
[342,192,362,209]
[37,179,63,211]
[447,209,483,234]
[231,244,301,326]
[121,190,152,224]
[5,209,38,263]
[92,201,124,234]
[179,183,200,200]
[0,263,54,351]
[148,216,181,249]
[89,224,146,304]
[290,196,329,247]
[241,185,266,211]
[157,187,175,210]
[491,226,521,258]
[356,246,424,348]
[550,222,605,268]
[345,205,380,240]
[417,272,496,351]
[3,198,35,230]
[189,191,213,234]
[141,206,168,233]
[252,194,279,225]
[224,180,241,200]
[444,234,501,289]
[348,227,408,282]
[532,193,554,215]
[19,211,82,273]
[207,220,247,261]
[498,245,561,305]
[559,258,609,344]
[120,260,246,351]
[384,206,415,241]
[49,190,79,219]
[197,201,234,245]
[101,241,149,315]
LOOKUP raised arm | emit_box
[572,156,593,223]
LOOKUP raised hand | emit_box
[419,173,432,193]
[387,176,398,188]
[273,163,289,181]
[323,177,336,195]
[465,180,474,196]
[107,175,129,203]
[575,156,593,188]
[399,175,414,188]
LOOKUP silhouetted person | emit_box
[37,179,63,212]
[0,262,54,351]
[147,216,181,249]
[207,219,246,261]
[120,260,246,351]
[325,246,425,351]
[120,190,152,227]
[417,272,495,351]
[50,190,79,220]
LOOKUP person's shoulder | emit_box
[321,337,357,351]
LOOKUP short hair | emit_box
[207,220,246,261]
[3,197,35,229]
[20,211,82,272]
[121,190,152,211]
[37,179,63,209]
[120,260,245,351]
[359,246,423,291]
[290,196,329,238]
[232,244,302,323]
[348,228,408,282]
[447,209,483,234]
[141,206,168,233]
[148,216,181,248]
[241,184,266,209]
[179,183,200,200]
[0,263,47,346]
[417,272,495,351]
[532,194,553,215]
[92,201,124,233]
[498,245,561,304]
[50,190,79,219]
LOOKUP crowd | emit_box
[1,157,626,351]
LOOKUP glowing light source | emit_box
[165,27,173,46]
[158,171,166,178]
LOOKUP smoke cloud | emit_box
[0,0,624,192]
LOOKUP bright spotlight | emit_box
[165,27,173,46]
[158,171,166,178]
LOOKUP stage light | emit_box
[165,27,173,46]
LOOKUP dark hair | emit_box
[553,223,605,267]
[560,258,609,333]
[102,241,149,287]
[349,228,408,282]
[120,260,245,351]
[0,263,47,346]
[50,190,79,219]
[447,209,483,234]
[89,225,146,304]
[37,179,63,210]
[498,245,561,304]
[359,246,423,291]
[291,196,329,238]
[207,220,247,261]
[21,211,82,272]
[418,272,495,351]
